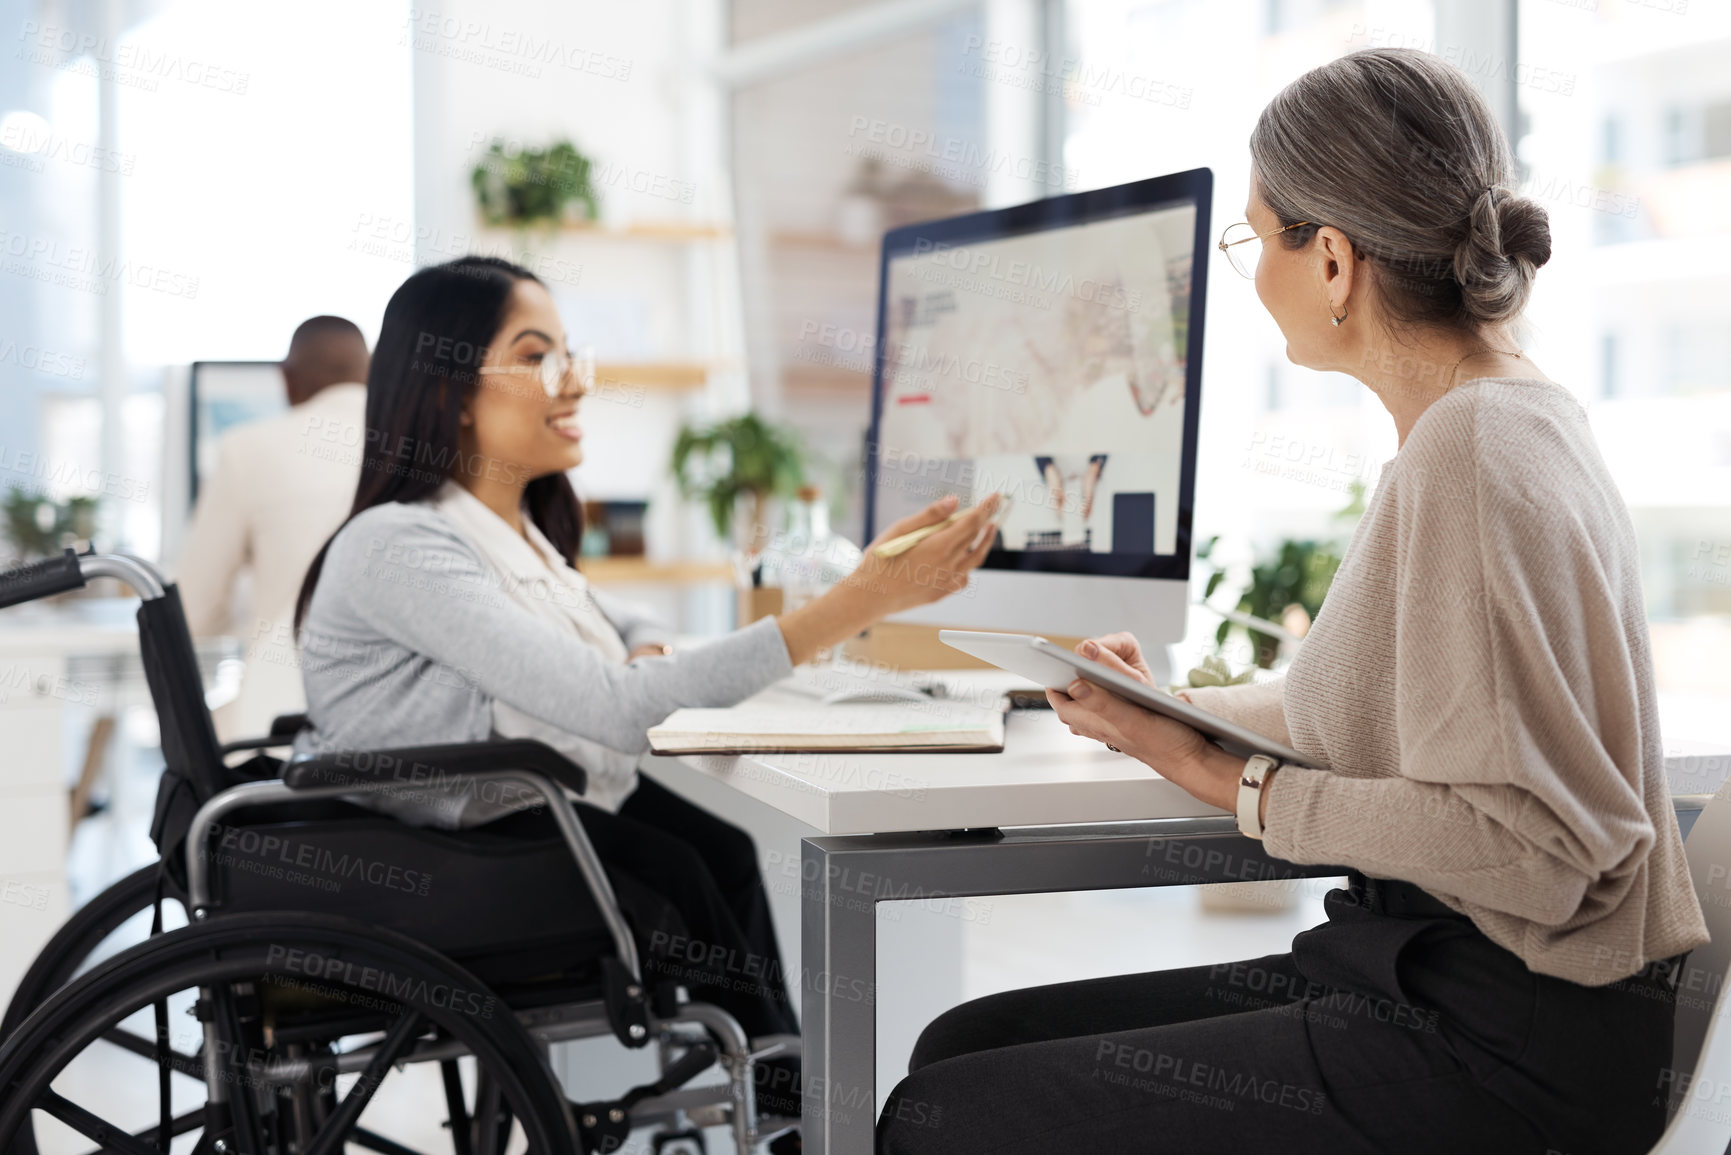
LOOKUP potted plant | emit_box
[3,489,97,566]
[471,138,599,227]
[670,413,806,592]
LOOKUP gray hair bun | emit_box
[1250,48,1554,331]
[1454,187,1553,325]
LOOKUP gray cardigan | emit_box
[290,500,793,825]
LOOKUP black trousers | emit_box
[572,772,803,1114]
[878,874,1681,1154]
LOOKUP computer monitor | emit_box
[864,167,1212,679]
[188,360,289,504]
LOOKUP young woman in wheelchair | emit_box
[287,252,999,1132]
[875,48,1708,1155]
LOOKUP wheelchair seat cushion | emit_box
[207,808,680,991]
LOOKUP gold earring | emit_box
[1329,304,1347,326]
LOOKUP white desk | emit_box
[664,670,1728,1155]
[668,672,1221,835]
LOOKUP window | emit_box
[1,0,412,561]
[1518,0,1731,736]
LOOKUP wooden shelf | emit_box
[782,364,871,396]
[581,557,734,585]
[476,218,731,242]
[594,361,711,390]
[768,230,877,254]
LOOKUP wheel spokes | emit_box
[39,1090,163,1155]
[65,1106,208,1155]
[352,1125,437,1155]
[440,1060,473,1155]
[301,1010,425,1155]
[97,1027,204,1079]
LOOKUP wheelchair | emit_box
[0,548,800,1155]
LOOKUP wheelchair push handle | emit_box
[0,548,89,609]
[0,549,167,610]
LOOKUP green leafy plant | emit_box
[670,413,806,550]
[1230,538,1342,668]
[471,138,598,227]
[1193,480,1364,670]
[3,489,97,563]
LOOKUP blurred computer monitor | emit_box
[188,360,288,504]
[865,168,1212,679]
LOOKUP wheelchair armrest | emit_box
[281,738,588,797]
[219,713,311,758]
[269,712,308,737]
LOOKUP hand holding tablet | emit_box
[938,629,1315,767]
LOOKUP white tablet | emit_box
[939,630,1316,767]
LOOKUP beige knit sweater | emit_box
[1185,378,1707,987]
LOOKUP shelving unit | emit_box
[581,557,734,585]
[767,229,876,253]
[475,218,733,243]
[594,361,715,390]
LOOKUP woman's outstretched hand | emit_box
[1046,633,1246,813]
[850,493,1001,613]
[775,494,1000,667]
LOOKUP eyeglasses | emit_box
[477,344,595,398]
[1217,220,1312,279]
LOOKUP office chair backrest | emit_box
[1650,778,1731,1154]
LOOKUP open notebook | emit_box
[646,702,1007,755]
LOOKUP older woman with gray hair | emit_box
[878,47,1706,1154]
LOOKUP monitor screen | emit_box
[188,360,287,504]
[866,168,1210,582]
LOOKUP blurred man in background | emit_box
[174,315,369,742]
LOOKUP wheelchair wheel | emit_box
[1,864,174,1041]
[0,910,575,1155]
[0,864,187,1155]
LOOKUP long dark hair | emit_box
[293,255,584,629]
